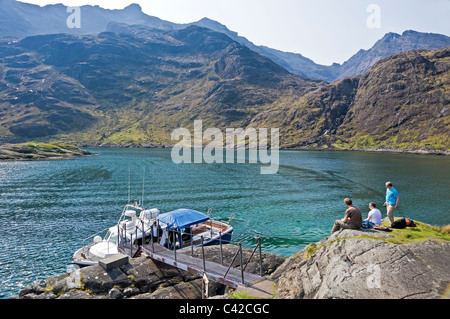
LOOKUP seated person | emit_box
[365,202,382,226]
[163,237,173,250]
[182,226,192,242]
[331,198,363,234]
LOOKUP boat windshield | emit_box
[105,229,118,245]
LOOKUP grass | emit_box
[297,219,450,262]
[230,291,258,299]
[20,142,80,151]
[376,219,450,244]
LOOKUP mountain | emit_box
[249,47,450,152]
[334,30,450,81]
[1,0,449,82]
[0,0,175,38]
[0,25,323,145]
[1,21,448,153]
[0,2,448,153]
[335,47,450,151]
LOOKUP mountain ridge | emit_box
[0,23,448,153]
[0,2,448,153]
[1,0,449,82]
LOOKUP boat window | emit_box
[109,233,118,245]
[105,230,118,245]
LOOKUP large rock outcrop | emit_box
[272,228,450,299]
[16,244,286,299]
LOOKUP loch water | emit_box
[1,148,449,298]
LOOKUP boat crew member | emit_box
[151,221,161,243]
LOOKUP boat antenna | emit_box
[128,165,131,204]
[141,166,145,208]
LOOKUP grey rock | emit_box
[123,287,140,298]
[57,290,96,299]
[274,229,450,299]
[107,287,123,299]
[21,292,57,299]
[79,264,132,294]
[132,279,204,299]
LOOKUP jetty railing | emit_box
[117,221,264,285]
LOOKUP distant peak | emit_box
[198,17,219,24]
[402,30,419,36]
[375,32,401,44]
[383,32,401,39]
[123,3,142,12]
[196,17,227,29]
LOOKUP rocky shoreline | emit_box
[72,143,449,157]
[0,143,97,161]
[15,219,450,300]
[16,245,286,300]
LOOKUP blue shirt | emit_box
[386,187,399,205]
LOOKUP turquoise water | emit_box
[0,149,449,298]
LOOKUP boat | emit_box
[71,201,159,268]
[71,204,234,268]
[155,208,234,251]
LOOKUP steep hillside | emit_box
[248,47,449,153]
[335,47,450,151]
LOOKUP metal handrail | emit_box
[119,214,265,285]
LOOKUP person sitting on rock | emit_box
[331,198,363,234]
[365,202,382,226]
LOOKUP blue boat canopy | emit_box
[157,209,210,229]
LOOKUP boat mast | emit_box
[142,167,145,208]
[128,166,131,204]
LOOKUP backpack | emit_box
[391,218,407,229]
[405,218,417,227]
[391,218,417,229]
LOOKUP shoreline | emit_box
[0,143,98,162]
[73,143,449,157]
[12,218,450,300]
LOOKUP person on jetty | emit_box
[331,198,363,234]
[364,202,382,226]
[384,181,399,224]
[151,221,162,244]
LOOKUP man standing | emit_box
[331,198,363,234]
[384,182,399,224]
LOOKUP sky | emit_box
[20,0,450,66]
